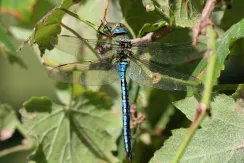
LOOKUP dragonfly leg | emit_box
[97,19,114,38]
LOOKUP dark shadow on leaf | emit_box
[24,97,52,113]
[29,143,48,163]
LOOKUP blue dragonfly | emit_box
[48,23,205,161]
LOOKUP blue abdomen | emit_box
[117,61,132,161]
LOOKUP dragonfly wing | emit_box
[127,57,202,91]
[131,41,206,64]
[50,35,116,59]
[50,35,85,56]
[48,61,120,85]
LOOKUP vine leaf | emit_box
[193,18,244,84]
[138,21,166,37]
[173,0,203,27]
[18,0,81,56]
[0,103,19,141]
[149,94,244,162]
[20,92,122,163]
[145,0,203,27]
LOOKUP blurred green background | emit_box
[1,0,244,163]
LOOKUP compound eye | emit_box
[116,23,123,27]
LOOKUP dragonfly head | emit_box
[111,23,128,36]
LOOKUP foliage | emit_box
[0,0,244,163]
[150,94,244,162]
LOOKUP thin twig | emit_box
[192,0,217,45]
[102,0,109,23]
[131,25,171,44]
[68,85,74,109]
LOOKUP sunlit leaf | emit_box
[173,0,203,27]
[18,0,81,56]
[147,0,203,27]
[20,92,121,163]
[193,18,244,84]
[150,94,244,162]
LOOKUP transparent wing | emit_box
[48,60,120,86]
[131,41,206,64]
[50,35,118,59]
[127,57,202,91]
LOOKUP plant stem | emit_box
[202,26,217,105]
[68,84,74,109]
[16,123,29,138]
[172,26,217,163]
[41,57,60,67]
[171,107,207,163]
[59,8,99,32]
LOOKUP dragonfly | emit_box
[48,23,204,161]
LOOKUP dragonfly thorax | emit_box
[111,23,128,36]
[116,37,133,60]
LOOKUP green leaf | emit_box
[55,83,72,105]
[0,103,19,141]
[0,0,37,21]
[193,19,244,84]
[0,26,15,53]
[119,0,161,36]
[20,92,121,163]
[143,0,170,23]
[150,94,244,162]
[172,0,203,27]
[19,0,81,56]
[23,97,52,112]
[149,0,203,27]
[138,21,166,37]
[0,26,27,68]
[82,91,114,110]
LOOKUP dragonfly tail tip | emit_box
[127,152,132,162]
